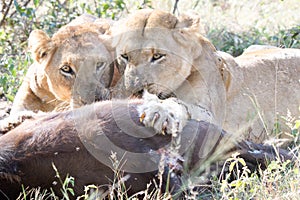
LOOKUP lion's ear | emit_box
[95,18,113,35]
[216,52,232,92]
[28,30,53,63]
[175,12,201,30]
[172,12,202,58]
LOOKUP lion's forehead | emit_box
[119,40,164,53]
[54,31,111,54]
[57,40,110,58]
[53,30,99,43]
[57,35,104,49]
[116,33,183,56]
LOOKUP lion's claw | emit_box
[140,112,146,123]
[151,112,159,126]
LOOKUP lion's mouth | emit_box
[132,84,176,100]
[131,89,144,98]
[156,91,175,99]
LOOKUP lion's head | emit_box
[112,10,228,119]
[112,10,197,98]
[27,16,114,110]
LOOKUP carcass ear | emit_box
[28,30,53,63]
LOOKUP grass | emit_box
[15,112,300,199]
[16,143,300,199]
[0,0,300,199]
[210,157,300,199]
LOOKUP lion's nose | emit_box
[125,76,141,89]
[134,77,140,86]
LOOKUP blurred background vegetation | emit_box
[0,0,299,101]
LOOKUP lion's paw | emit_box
[138,92,189,135]
[0,110,37,134]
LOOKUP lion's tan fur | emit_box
[220,47,300,142]
[112,9,300,143]
[10,14,114,114]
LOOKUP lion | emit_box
[111,9,300,143]
[219,47,300,143]
[0,14,115,133]
[111,9,227,135]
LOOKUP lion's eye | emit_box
[120,54,129,61]
[40,51,47,58]
[96,62,106,75]
[60,65,74,76]
[151,53,165,62]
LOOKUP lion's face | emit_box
[116,29,195,98]
[28,23,114,108]
[112,10,229,122]
[113,10,204,99]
